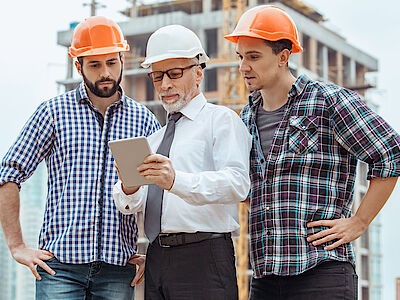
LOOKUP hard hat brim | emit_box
[141,52,209,69]
[68,45,130,58]
[224,32,303,53]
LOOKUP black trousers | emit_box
[144,235,238,300]
[250,261,358,300]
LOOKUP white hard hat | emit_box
[141,25,209,69]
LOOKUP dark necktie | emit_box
[144,112,183,242]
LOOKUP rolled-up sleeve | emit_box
[328,88,400,180]
[0,102,54,187]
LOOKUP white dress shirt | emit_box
[113,93,251,235]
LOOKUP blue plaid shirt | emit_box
[0,82,160,266]
[241,75,400,277]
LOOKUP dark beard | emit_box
[83,68,123,98]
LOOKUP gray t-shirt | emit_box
[256,102,287,159]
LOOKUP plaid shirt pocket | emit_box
[288,116,319,154]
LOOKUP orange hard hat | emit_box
[68,16,129,58]
[224,5,302,53]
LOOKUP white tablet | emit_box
[108,136,153,187]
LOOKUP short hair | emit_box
[76,52,122,66]
[265,39,293,54]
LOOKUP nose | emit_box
[239,59,251,73]
[102,65,112,78]
[160,74,173,90]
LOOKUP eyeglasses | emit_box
[148,64,199,82]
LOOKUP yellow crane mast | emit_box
[220,0,249,299]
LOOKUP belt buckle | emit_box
[158,233,171,248]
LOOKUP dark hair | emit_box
[77,52,122,66]
[265,39,292,54]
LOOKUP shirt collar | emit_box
[179,92,207,121]
[248,74,311,109]
[75,81,127,107]
[248,90,262,109]
[288,74,311,98]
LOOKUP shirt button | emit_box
[260,159,264,163]
[267,230,272,236]
[255,136,259,140]
[266,206,270,211]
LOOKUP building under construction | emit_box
[55,1,382,299]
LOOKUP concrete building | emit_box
[55,1,381,299]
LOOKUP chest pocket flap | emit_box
[288,116,319,154]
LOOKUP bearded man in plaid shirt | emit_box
[225,5,400,300]
[0,17,160,299]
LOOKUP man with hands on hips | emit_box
[224,5,400,300]
[113,24,251,300]
[0,16,160,299]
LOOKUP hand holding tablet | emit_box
[109,136,153,187]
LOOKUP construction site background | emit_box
[1,0,398,299]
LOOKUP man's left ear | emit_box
[195,66,203,87]
[75,60,82,76]
[278,49,291,67]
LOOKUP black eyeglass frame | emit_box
[147,64,199,82]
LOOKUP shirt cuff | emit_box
[169,170,192,197]
[112,180,144,215]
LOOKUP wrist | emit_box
[10,243,26,256]
[167,173,176,191]
[121,182,139,195]
[353,214,369,229]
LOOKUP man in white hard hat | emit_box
[113,24,252,299]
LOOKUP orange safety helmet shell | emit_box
[68,16,129,58]
[224,5,303,53]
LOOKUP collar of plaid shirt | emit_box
[241,74,400,277]
[0,82,161,266]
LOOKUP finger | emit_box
[128,254,145,264]
[36,260,56,275]
[137,162,163,172]
[307,228,335,242]
[39,253,54,261]
[143,154,167,164]
[137,274,145,285]
[128,258,139,264]
[29,264,42,280]
[324,239,345,251]
[131,266,145,286]
[311,234,338,246]
[142,175,165,184]
[114,163,123,180]
[307,220,335,227]
[41,250,54,257]
[130,273,140,286]
[140,169,165,177]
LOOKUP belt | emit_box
[156,232,231,248]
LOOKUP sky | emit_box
[0,0,399,298]
[303,2,400,298]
